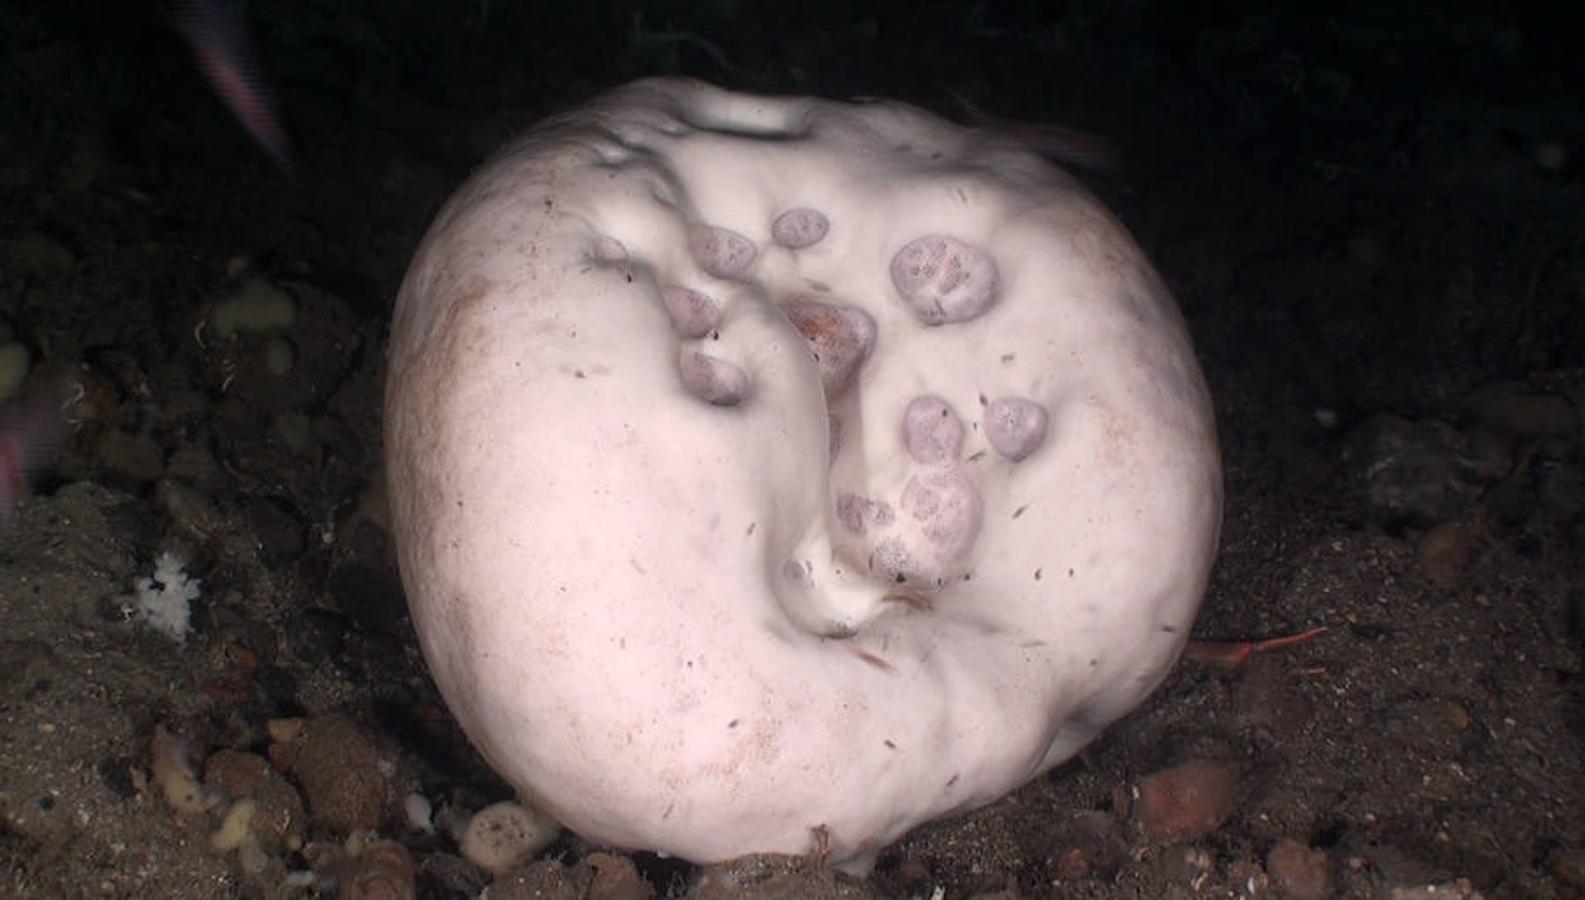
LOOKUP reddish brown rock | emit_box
[1418,516,1484,590]
[1233,657,1316,734]
[487,859,580,900]
[488,853,653,900]
[203,748,305,853]
[290,716,394,833]
[583,852,653,900]
[1464,381,1579,437]
[1133,758,1239,842]
[1267,837,1332,900]
[335,839,415,900]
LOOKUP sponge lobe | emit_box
[889,234,1000,325]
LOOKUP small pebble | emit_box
[0,341,30,404]
[1548,844,1585,890]
[210,278,297,339]
[1339,414,1470,526]
[1385,878,1484,899]
[460,800,560,875]
[149,725,206,814]
[404,792,435,834]
[689,853,877,899]
[264,716,301,744]
[1464,381,1578,437]
[485,859,576,900]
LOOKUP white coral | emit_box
[127,551,201,642]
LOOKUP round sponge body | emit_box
[385,78,1222,871]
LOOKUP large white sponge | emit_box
[385,78,1222,872]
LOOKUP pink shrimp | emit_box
[0,377,69,518]
[171,0,292,170]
